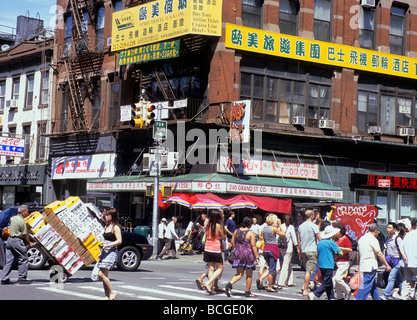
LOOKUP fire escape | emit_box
[62,0,104,133]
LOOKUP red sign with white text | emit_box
[328,204,379,242]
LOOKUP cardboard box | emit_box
[67,258,84,275]
[49,239,68,257]
[81,250,97,265]
[44,233,62,251]
[42,210,56,224]
[44,200,67,215]
[54,245,72,262]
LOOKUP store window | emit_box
[279,0,299,36]
[359,5,376,50]
[314,0,332,42]
[390,4,407,55]
[240,59,332,128]
[242,0,263,29]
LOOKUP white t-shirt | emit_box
[358,232,381,272]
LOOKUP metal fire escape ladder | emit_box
[64,59,88,131]
[155,71,176,101]
[69,0,91,53]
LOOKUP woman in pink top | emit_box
[203,209,226,294]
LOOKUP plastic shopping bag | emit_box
[91,263,100,281]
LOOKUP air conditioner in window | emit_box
[398,127,415,137]
[361,0,375,8]
[319,119,335,130]
[107,37,112,47]
[292,116,305,126]
[368,126,382,135]
[6,99,17,111]
[142,153,155,170]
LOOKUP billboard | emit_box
[226,23,417,80]
[111,0,222,51]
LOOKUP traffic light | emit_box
[161,186,172,197]
[130,101,144,129]
[144,103,156,127]
[146,184,154,196]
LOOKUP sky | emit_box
[0,0,58,34]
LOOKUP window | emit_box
[23,125,31,161]
[242,0,263,29]
[91,79,101,130]
[0,80,5,110]
[357,91,378,133]
[359,5,376,50]
[12,77,20,101]
[109,77,119,128]
[279,0,299,36]
[64,15,73,57]
[314,0,332,42]
[41,71,49,105]
[114,0,123,12]
[36,122,47,160]
[240,60,332,127]
[60,86,69,132]
[390,5,407,55]
[25,74,34,107]
[96,6,105,51]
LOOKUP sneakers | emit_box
[1,279,11,285]
[307,292,316,300]
[16,279,32,285]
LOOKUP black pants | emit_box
[313,268,335,300]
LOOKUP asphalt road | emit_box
[0,253,390,302]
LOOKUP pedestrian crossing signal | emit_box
[161,186,172,197]
[146,184,154,196]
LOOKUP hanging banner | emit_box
[118,40,180,65]
[328,204,379,242]
[230,100,251,143]
[225,23,417,80]
[0,137,25,157]
[111,0,222,51]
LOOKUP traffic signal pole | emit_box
[151,103,161,257]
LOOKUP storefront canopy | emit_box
[160,192,292,213]
[87,172,343,201]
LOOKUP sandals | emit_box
[195,279,204,290]
[266,288,277,293]
[245,291,256,297]
[225,283,233,297]
[256,279,265,290]
[205,286,216,295]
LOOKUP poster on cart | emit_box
[52,153,116,180]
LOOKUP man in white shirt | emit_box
[157,218,167,255]
[399,218,417,300]
[156,217,179,260]
[355,223,391,300]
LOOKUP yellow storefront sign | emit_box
[225,23,417,80]
[111,0,222,52]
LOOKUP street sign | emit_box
[153,120,167,140]
[120,104,132,122]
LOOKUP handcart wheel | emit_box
[49,265,69,283]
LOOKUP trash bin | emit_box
[133,225,151,237]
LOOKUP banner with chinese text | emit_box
[118,40,180,65]
[225,23,417,80]
[111,0,222,51]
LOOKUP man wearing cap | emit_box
[157,218,167,256]
[308,225,343,300]
[1,205,35,285]
[355,223,391,300]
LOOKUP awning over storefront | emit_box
[87,172,343,201]
[160,192,292,213]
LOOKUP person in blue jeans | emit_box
[382,222,406,300]
[308,225,343,300]
[356,223,391,300]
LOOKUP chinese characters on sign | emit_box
[351,173,417,191]
[225,23,417,80]
[218,155,319,180]
[111,0,222,51]
[230,100,250,143]
[118,40,180,65]
[0,137,25,157]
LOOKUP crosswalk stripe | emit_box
[120,285,211,300]
[78,285,165,300]
[38,286,103,300]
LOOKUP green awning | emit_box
[87,173,343,201]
